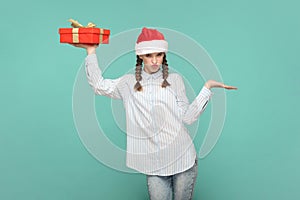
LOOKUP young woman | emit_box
[73,27,237,200]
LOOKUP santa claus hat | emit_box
[135,27,168,55]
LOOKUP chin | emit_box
[152,66,160,71]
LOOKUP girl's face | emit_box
[139,52,164,74]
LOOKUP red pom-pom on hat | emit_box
[135,27,168,55]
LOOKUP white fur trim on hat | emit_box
[135,40,168,55]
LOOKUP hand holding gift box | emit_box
[59,19,110,44]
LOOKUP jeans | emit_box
[147,160,198,200]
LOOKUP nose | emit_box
[152,56,157,64]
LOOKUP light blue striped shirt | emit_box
[85,54,212,175]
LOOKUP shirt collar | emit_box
[141,69,163,80]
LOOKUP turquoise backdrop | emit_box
[1,0,299,199]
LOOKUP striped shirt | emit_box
[85,54,212,176]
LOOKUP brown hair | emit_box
[134,54,170,91]
[161,54,171,88]
[134,56,143,91]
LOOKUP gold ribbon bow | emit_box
[68,19,97,43]
[68,19,96,28]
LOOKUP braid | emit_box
[162,54,171,88]
[134,55,143,91]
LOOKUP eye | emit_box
[157,52,163,57]
[145,54,151,57]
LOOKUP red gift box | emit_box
[59,27,110,44]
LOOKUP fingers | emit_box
[69,43,84,48]
[68,43,99,49]
[224,85,238,90]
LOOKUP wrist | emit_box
[87,48,96,55]
[86,45,97,55]
[204,82,211,89]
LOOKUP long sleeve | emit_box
[85,54,122,99]
[174,74,212,125]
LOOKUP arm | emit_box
[175,75,212,125]
[74,44,122,99]
[175,76,237,125]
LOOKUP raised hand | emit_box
[204,80,237,90]
[70,43,99,55]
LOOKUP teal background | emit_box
[1,0,299,199]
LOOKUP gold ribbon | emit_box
[100,29,104,43]
[68,19,104,43]
[72,28,79,43]
[68,19,96,28]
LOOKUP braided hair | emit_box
[134,55,143,91]
[134,54,171,91]
[161,54,171,88]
